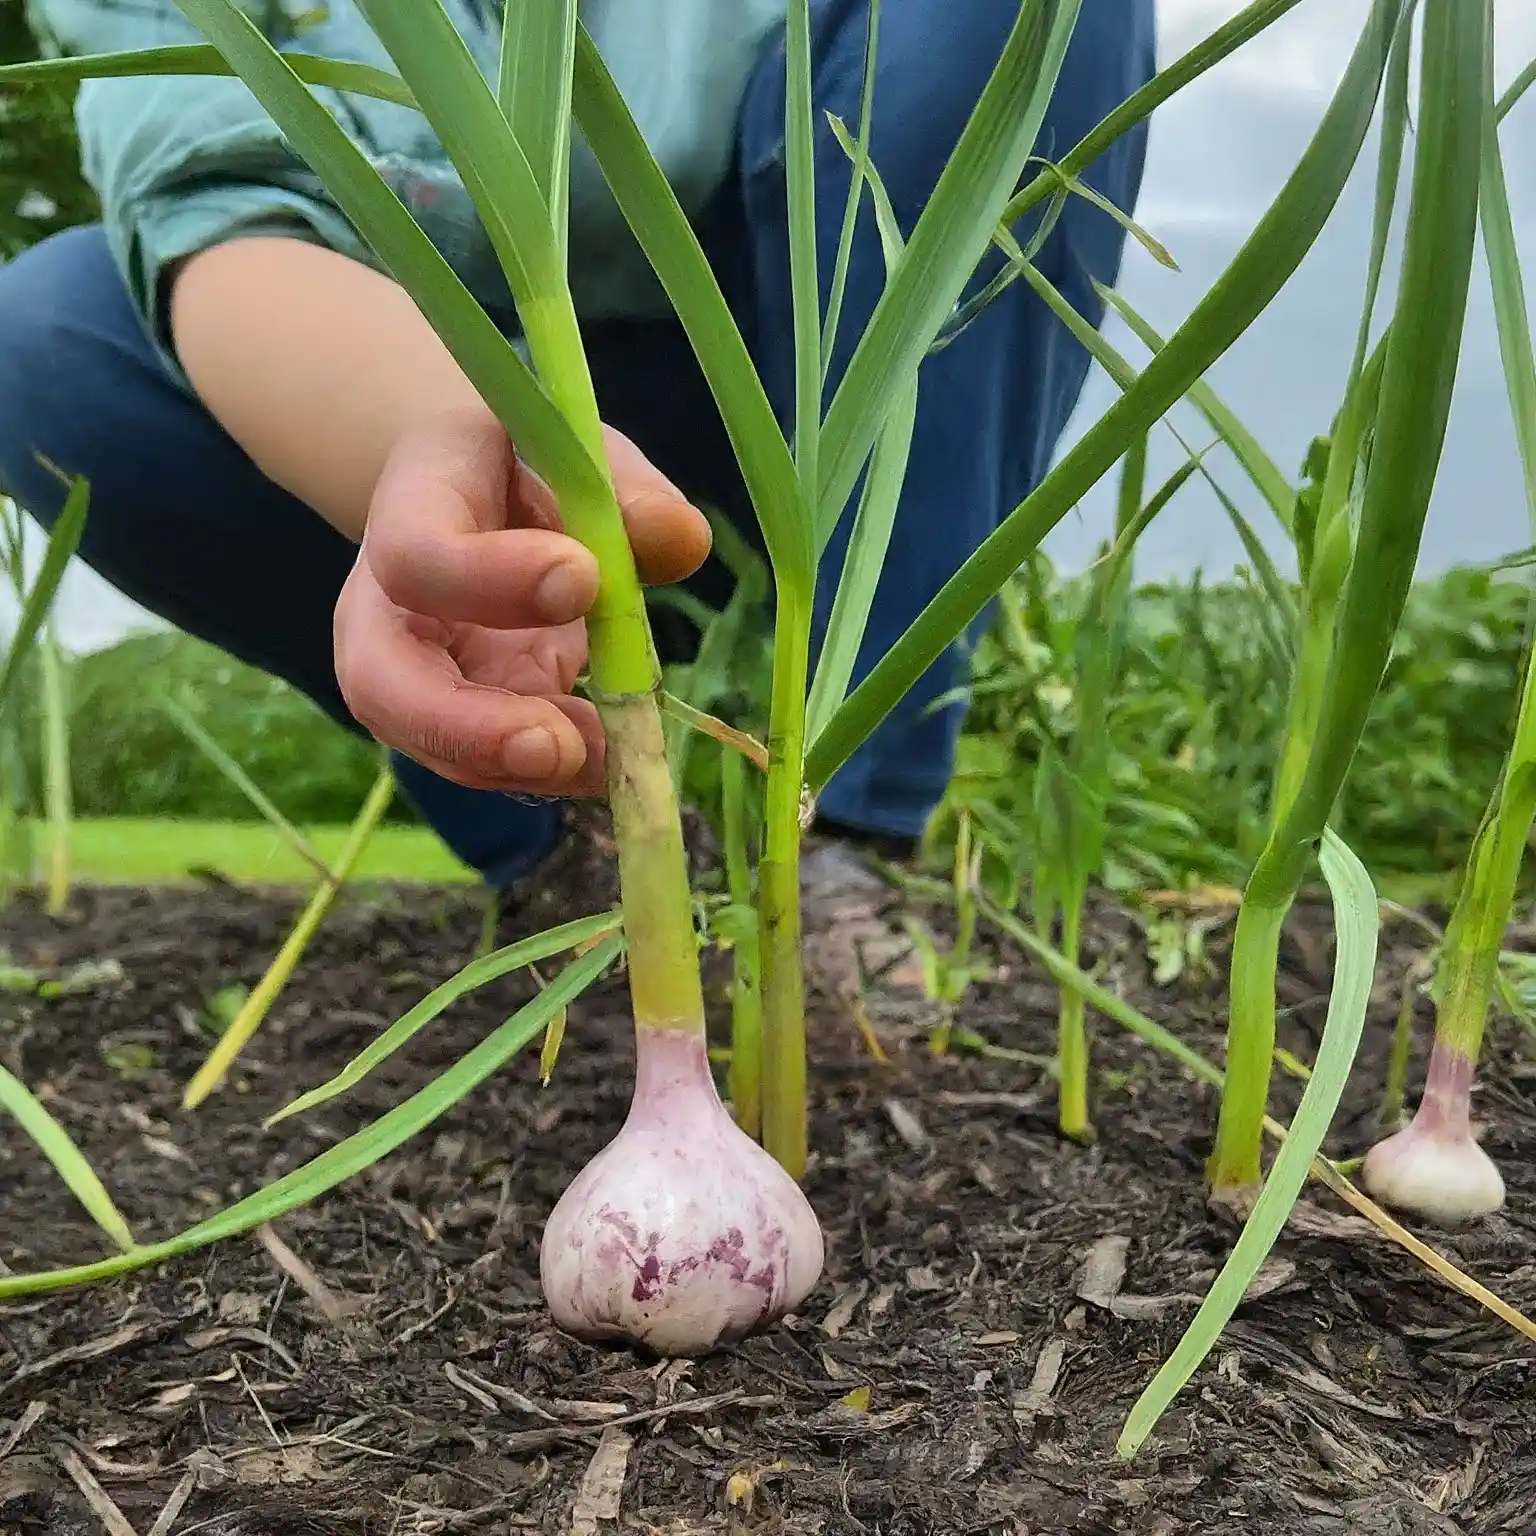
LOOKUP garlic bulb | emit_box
[1363,1124,1505,1226]
[539,1027,824,1356]
[1363,1044,1505,1226]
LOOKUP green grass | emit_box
[45,818,473,885]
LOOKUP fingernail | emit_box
[504,726,561,781]
[535,560,585,622]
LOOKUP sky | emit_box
[6,0,1536,652]
[1044,0,1536,580]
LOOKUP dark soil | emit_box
[1,839,1534,1535]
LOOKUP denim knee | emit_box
[0,226,119,522]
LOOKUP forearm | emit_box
[169,236,486,541]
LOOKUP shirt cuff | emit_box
[108,182,376,389]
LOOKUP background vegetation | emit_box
[3,556,1525,901]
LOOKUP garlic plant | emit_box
[0,0,1518,1445]
[1364,22,1536,1228]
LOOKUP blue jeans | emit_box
[0,0,1153,886]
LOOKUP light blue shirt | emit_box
[25,0,785,373]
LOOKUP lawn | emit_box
[61,817,473,885]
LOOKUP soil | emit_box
[1,831,1534,1535]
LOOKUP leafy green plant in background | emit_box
[0,0,1525,1451]
[146,688,400,1100]
[934,556,1287,901]
[25,629,394,824]
[0,482,141,1251]
[935,558,1536,912]
[26,555,1536,902]
[177,749,397,1109]
[656,514,774,840]
[903,809,991,1057]
[1038,443,1142,1135]
[718,747,764,1139]
[0,0,95,255]
[1027,433,1206,1139]
[0,497,34,899]
[35,618,71,913]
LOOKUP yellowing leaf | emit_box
[539,1006,567,1086]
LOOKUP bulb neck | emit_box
[632,1026,722,1113]
[1414,1040,1474,1140]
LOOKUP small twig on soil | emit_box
[229,1353,292,1471]
[390,1493,518,1533]
[593,1389,775,1432]
[443,1365,771,1439]
[0,1399,46,1459]
[264,1275,289,1340]
[53,1444,138,1536]
[442,1362,503,1415]
[395,1286,459,1345]
[146,1470,196,1536]
[184,1327,299,1374]
[3,1324,155,1395]
[442,1363,557,1422]
[255,1224,349,1324]
[218,1413,387,1464]
[55,1434,159,1480]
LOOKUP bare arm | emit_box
[169,235,485,542]
[169,232,713,797]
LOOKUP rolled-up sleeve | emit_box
[26,0,374,375]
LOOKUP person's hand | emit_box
[334,407,711,797]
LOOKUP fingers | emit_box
[450,618,588,697]
[366,409,601,629]
[604,427,714,585]
[404,695,606,799]
[513,426,714,584]
[335,565,606,797]
[366,411,715,639]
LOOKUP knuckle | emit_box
[370,527,461,615]
[413,722,463,764]
[366,530,420,601]
[414,719,506,780]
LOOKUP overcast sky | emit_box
[9,0,1536,651]
[1046,0,1536,580]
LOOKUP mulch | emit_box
[1,839,1533,1533]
